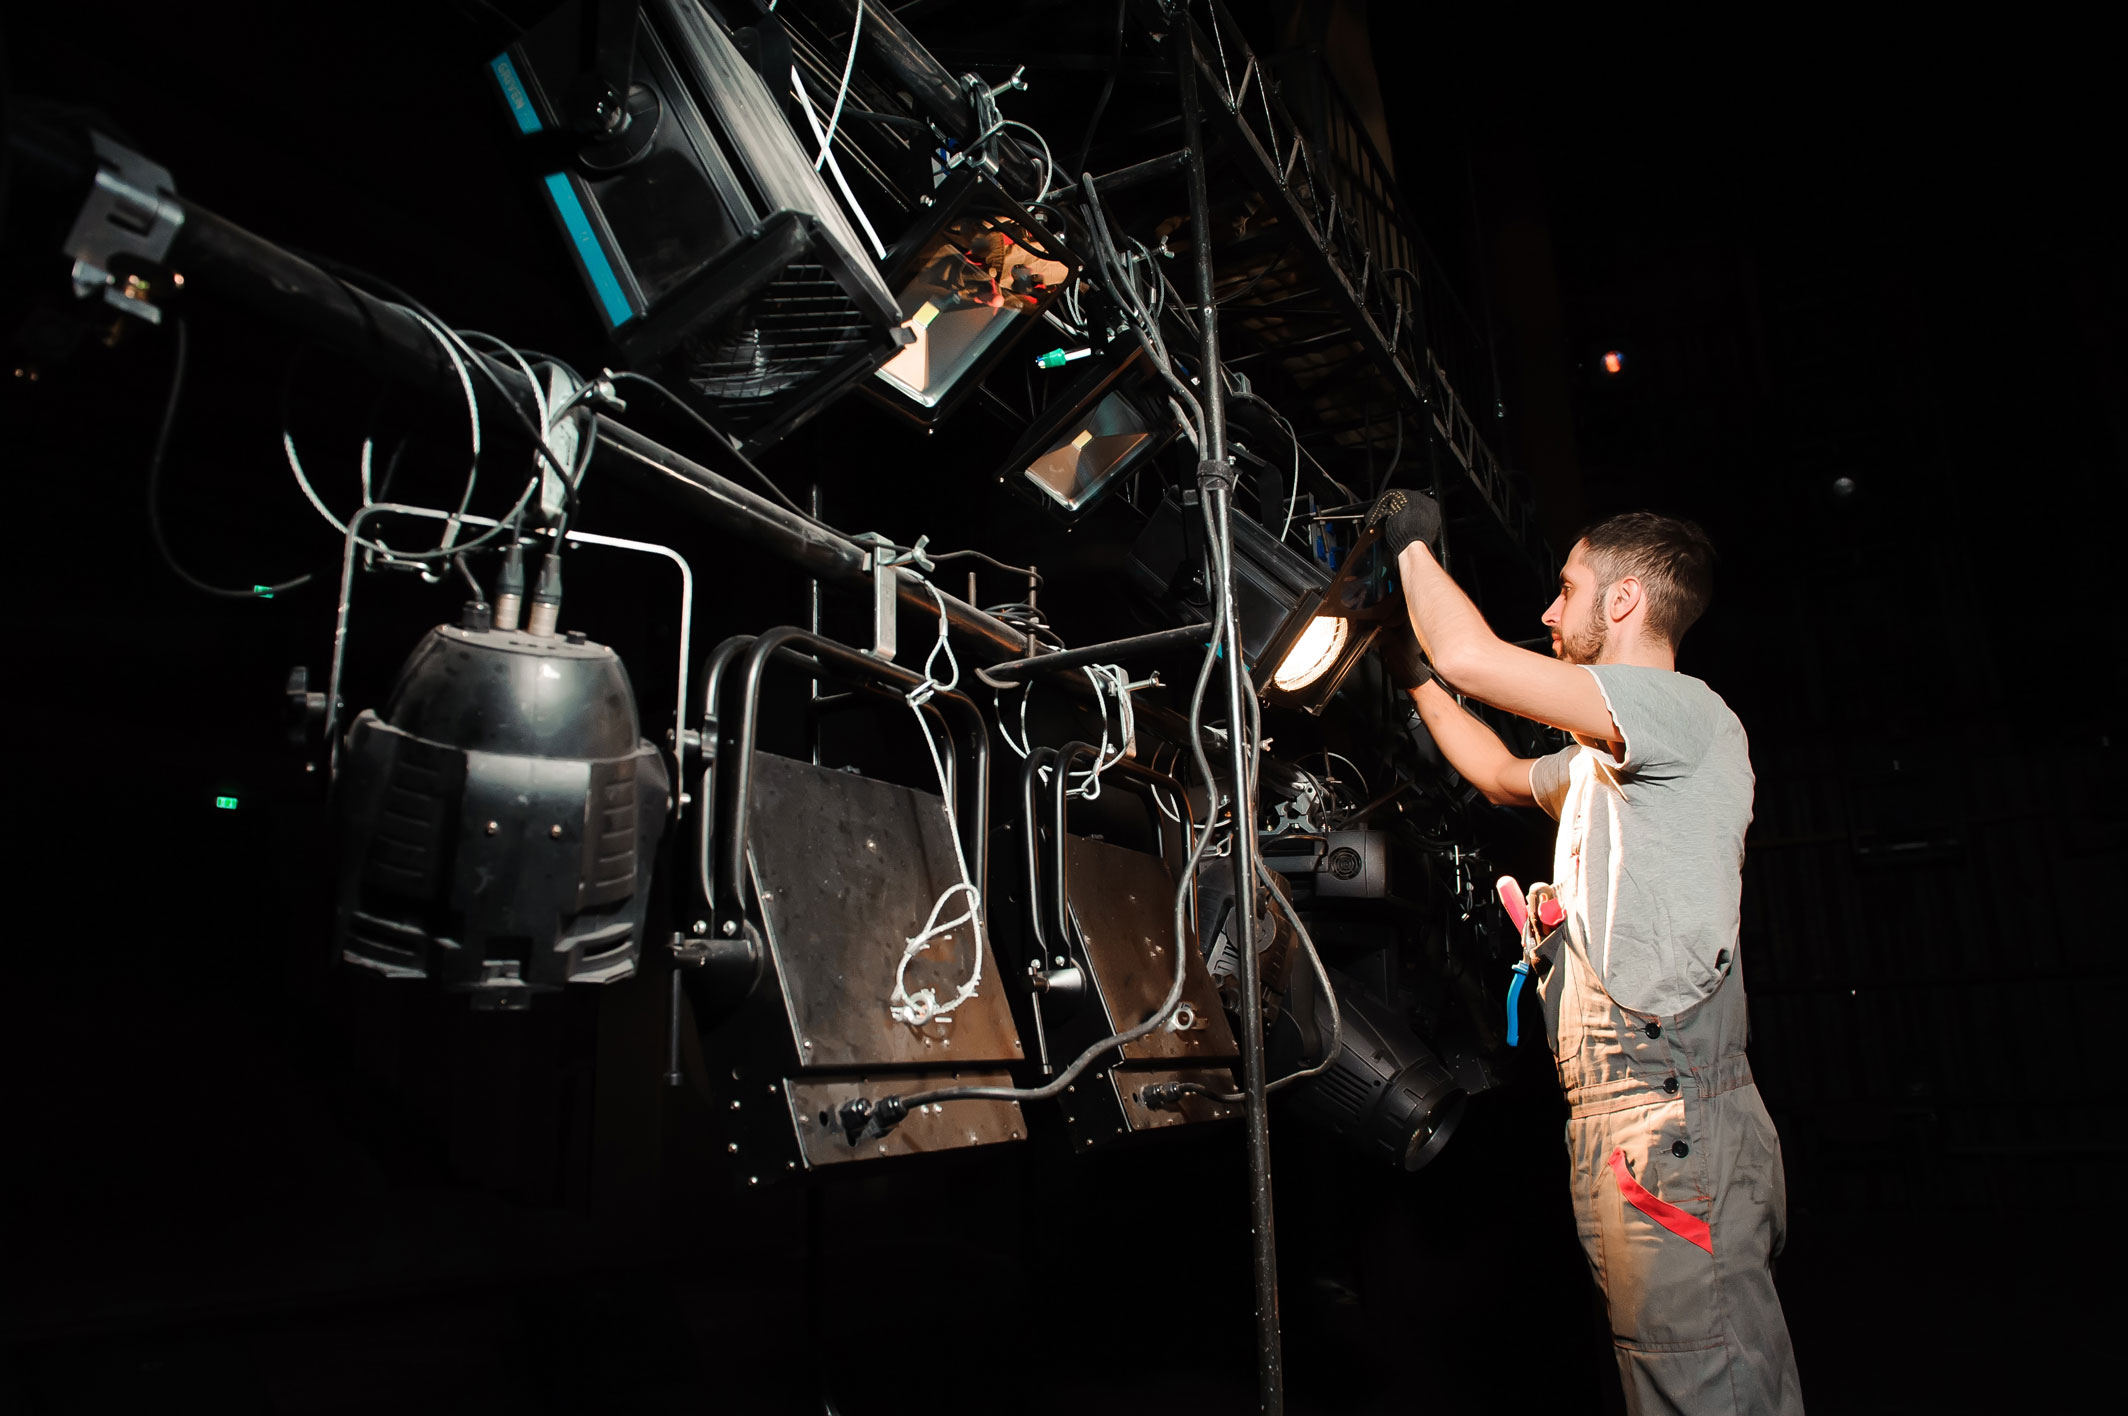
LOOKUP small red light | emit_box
[1602,350,1624,374]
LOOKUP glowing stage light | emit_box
[1272,615,1349,692]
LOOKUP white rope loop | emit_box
[888,583,986,1028]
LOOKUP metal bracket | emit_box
[850,532,935,662]
[63,133,186,325]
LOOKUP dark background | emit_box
[4,2,2122,1412]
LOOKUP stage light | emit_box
[1128,494,1386,711]
[491,1,904,446]
[1004,347,1176,519]
[1280,968,1467,1172]
[1271,615,1349,692]
[335,608,670,1010]
[1603,350,1624,374]
[867,173,1077,427]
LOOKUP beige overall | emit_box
[1539,930,1805,1415]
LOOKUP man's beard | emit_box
[1556,602,1607,664]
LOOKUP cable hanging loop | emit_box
[888,582,985,1028]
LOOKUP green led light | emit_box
[252,585,275,598]
[215,795,239,810]
[1035,348,1069,369]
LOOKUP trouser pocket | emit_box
[1614,1336,1741,1416]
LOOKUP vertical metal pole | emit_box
[1178,23,1283,1414]
[809,484,824,767]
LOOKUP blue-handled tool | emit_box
[1498,877,1562,1047]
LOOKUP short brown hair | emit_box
[1577,512,1716,647]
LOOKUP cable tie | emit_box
[1196,458,1238,493]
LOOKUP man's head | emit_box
[1542,512,1715,665]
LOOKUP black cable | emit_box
[1079,171,1205,445]
[601,371,813,519]
[1149,857,1345,1104]
[928,548,1044,590]
[148,320,313,599]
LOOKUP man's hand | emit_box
[1366,488,1444,559]
[1375,619,1434,691]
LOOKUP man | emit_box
[1368,492,1804,1416]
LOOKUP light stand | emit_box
[1178,32,1285,1415]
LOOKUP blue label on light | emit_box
[542,172,635,328]
[490,53,542,134]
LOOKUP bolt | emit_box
[803,1040,813,1051]
[722,920,738,937]
[730,1100,741,1111]
[549,824,563,838]
[692,920,709,934]
[727,1142,739,1153]
[486,821,499,835]
[748,1176,758,1186]
[768,1085,777,1095]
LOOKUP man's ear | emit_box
[1608,575,1644,626]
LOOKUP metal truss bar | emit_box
[1178,9,1540,571]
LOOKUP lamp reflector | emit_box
[1272,615,1348,691]
[1023,389,1157,513]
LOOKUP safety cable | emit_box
[841,517,1238,1128]
[886,584,987,1027]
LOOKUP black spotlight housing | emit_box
[1126,493,1384,709]
[491,0,906,449]
[1003,345,1179,519]
[334,621,671,1010]
[865,170,1080,429]
[1279,967,1467,1172]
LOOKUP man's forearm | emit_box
[1396,544,1499,682]
[1410,680,1532,807]
[1395,543,1618,743]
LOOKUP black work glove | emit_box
[1365,488,1444,558]
[1375,619,1434,692]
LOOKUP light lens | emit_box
[1272,615,1348,691]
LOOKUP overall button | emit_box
[1671,1140,1690,1158]
[1663,1076,1679,1094]
[1644,1022,1662,1039]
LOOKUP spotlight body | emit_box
[1281,968,1467,1171]
[334,624,669,1009]
[1004,347,1175,517]
[870,176,1075,424]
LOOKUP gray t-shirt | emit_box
[1528,664,1754,1017]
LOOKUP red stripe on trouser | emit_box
[1607,1147,1714,1254]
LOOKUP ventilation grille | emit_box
[684,263,874,402]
